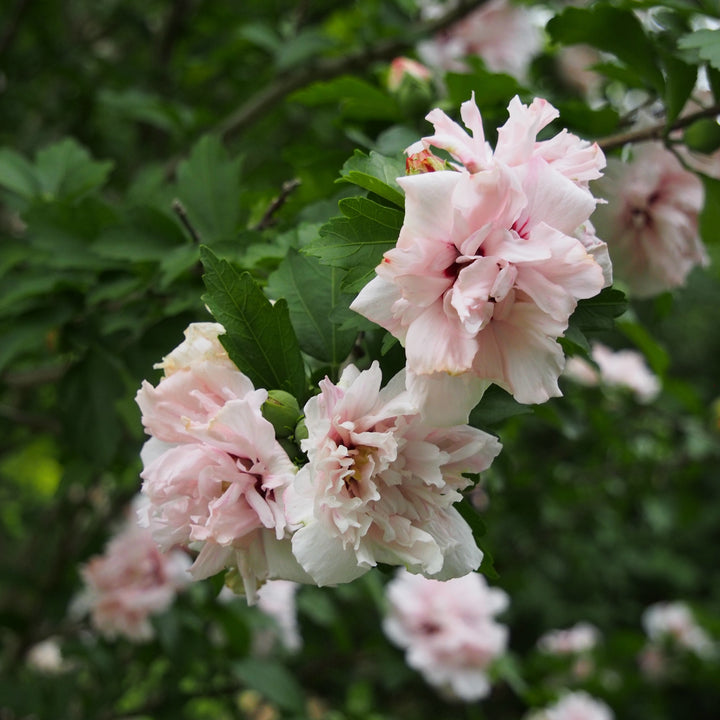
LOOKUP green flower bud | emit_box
[261,390,302,438]
[294,417,309,443]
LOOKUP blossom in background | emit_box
[642,601,714,658]
[255,580,302,653]
[136,322,305,603]
[76,504,191,641]
[592,142,708,298]
[538,622,600,655]
[383,569,509,701]
[418,0,542,80]
[563,342,661,403]
[26,638,65,674]
[387,56,432,91]
[528,691,614,720]
[285,362,502,586]
[351,95,606,421]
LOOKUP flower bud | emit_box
[387,57,432,92]
[261,390,302,438]
[405,149,450,175]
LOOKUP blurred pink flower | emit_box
[642,601,714,657]
[529,691,614,720]
[563,342,661,403]
[136,323,304,603]
[538,622,600,655]
[383,569,509,701]
[77,506,191,641]
[418,0,541,80]
[387,56,432,91]
[351,96,606,418]
[592,143,708,298]
[285,362,502,586]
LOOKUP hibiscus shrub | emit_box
[1,1,719,719]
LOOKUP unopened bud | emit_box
[405,149,450,175]
[261,390,301,438]
[387,57,432,92]
[294,418,308,443]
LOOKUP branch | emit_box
[597,102,720,152]
[253,178,301,230]
[172,199,203,244]
[215,0,488,141]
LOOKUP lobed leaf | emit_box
[200,246,307,399]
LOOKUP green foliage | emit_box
[201,246,308,399]
[1,0,720,718]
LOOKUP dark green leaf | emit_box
[200,246,307,398]
[469,384,533,428]
[34,138,114,202]
[266,248,357,364]
[232,659,305,712]
[305,196,402,293]
[176,135,243,244]
[456,498,498,580]
[684,118,720,154]
[59,348,126,465]
[663,54,697,125]
[291,76,401,121]
[0,148,40,199]
[569,287,628,334]
[547,6,665,92]
[617,318,670,377]
[699,174,720,243]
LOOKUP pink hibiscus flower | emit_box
[285,362,501,586]
[351,96,606,420]
[383,569,509,701]
[592,142,708,298]
[136,323,304,602]
[77,502,191,641]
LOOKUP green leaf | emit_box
[176,135,243,244]
[59,348,126,466]
[678,29,720,71]
[468,385,533,428]
[456,498,498,580]
[200,246,307,399]
[305,196,402,293]
[232,659,305,713]
[291,76,401,121]
[337,150,406,208]
[684,118,720,154]
[663,54,697,125]
[569,287,628,334]
[24,198,119,270]
[93,206,188,262]
[699,174,720,243]
[275,28,335,71]
[0,148,40,199]
[266,248,358,365]
[547,6,665,92]
[34,138,114,202]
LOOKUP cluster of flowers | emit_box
[136,321,502,602]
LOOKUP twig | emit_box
[597,102,720,151]
[254,178,301,230]
[172,199,203,244]
[215,0,488,141]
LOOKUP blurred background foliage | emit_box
[1,0,719,718]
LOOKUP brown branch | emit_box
[597,102,720,151]
[253,178,301,230]
[172,199,203,244]
[215,0,488,141]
